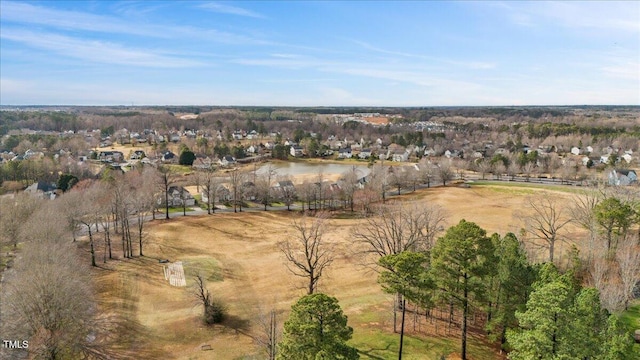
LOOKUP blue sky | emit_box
[1,1,638,106]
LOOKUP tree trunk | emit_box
[462,274,469,360]
[399,299,406,360]
[164,180,170,219]
[138,215,144,257]
[87,224,96,267]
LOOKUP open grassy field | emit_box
[93,184,582,359]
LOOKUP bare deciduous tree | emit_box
[338,166,360,212]
[476,160,493,180]
[192,274,225,325]
[0,205,120,359]
[0,193,40,248]
[129,168,156,256]
[352,203,447,263]
[570,188,603,260]
[229,168,247,213]
[251,306,281,360]
[199,166,222,214]
[517,194,572,263]
[616,234,640,310]
[278,213,334,294]
[436,161,454,186]
[275,176,297,211]
[157,165,176,219]
[256,163,277,211]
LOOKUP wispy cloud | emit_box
[0,2,159,37]
[233,54,485,90]
[198,2,266,19]
[0,2,269,45]
[1,29,203,68]
[492,1,640,34]
[602,61,640,81]
[348,39,497,70]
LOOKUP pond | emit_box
[256,161,370,179]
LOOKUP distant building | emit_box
[337,148,352,159]
[290,145,303,157]
[608,169,637,186]
[25,182,57,199]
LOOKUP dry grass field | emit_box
[93,184,582,359]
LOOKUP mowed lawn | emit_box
[94,185,578,359]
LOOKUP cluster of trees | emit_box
[0,197,139,359]
[268,198,637,359]
[376,219,637,359]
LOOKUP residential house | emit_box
[581,156,599,167]
[219,155,236,167]
[391,149,409,162]
[161,151,176,163]
[130,150,145,160]
[192,157,215,170]
[444,150,462,159]
[423,148,436,157]
[167,186,195,207]
[621,153,634,164]
[98,151,124,163]
[24,182,57,199]
[571,147,581,156]
[358,148,372,159]
[247,145,258,154]
[337,148,353,159]
[290,145,304,157]
[273,180,296,197]
[169,133,181,143]
[608,169,638,186]
[246,130,258,140]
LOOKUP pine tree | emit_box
[277,293,359,360]
[430,220,496,360]
[486,233,536,350]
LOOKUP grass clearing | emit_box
[182,257,224,282]
[167,207,196,213]
[93,184,588,359]
[619,300,640,353]
[468,180,590,194]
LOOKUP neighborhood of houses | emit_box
[1,114,638,205]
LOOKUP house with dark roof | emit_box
[166,186,195,207]
[608,169,637,186]
[219,155,236,167]
[24,182,57,199]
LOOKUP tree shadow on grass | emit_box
[221,313,252,337]
[357,343,391,360]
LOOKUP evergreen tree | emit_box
[506,264,631,360]
[378,251,434,312]
[57,173,79,192]
[486,233,536,350]
[598,315,637,360]
[507,269,573,360]
[430,220,496,360]
[277,293,359,360]
[178,149,195,166]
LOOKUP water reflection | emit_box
[257,162,370,177]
